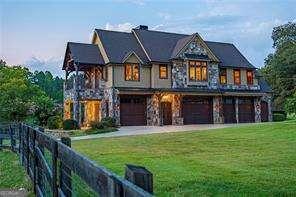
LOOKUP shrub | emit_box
[90,117,117,130]
[47,115,63,129]
[273,113,286,122]
[63,119,78,130]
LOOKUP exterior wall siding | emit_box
[151,64,172,88]
[113,65,151,88]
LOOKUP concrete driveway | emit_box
[71,123,252,141]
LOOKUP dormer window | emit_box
[233,69,241,85]
[125,63,139,81]
[247,70,253,85]
[189,61,207,82]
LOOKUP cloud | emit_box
[158,12,171,20]
[24,56,63,77]
[105,22,134,32]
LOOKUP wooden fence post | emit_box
[125,164,153,194]
[25,126,30,174]
[32,128,37,194]
[52,140,58,197]
[9,125,16,152]
[60,137,72,197]
[19,123,22,157]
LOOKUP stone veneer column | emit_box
[235,97,239,123]
[213,96,224,124]
[104,88,120,125]
[172,94,183,125]
[254,97,261,123]
[146,94,160,126]
[262,94,273,122]
[172,60,187,88]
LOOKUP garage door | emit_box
[120,96,147,126]
[238,98,254,123]
[261,101,269,122]
[182,97,213,124]
[223,98,236,123]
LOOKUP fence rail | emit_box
[0,123,153,197]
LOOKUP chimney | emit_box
[135,25,148,30]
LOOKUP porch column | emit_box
[105,88,120,125]
[254,97,261,123]
[73,63,80,124]
[267,95,273,122]
[147,94,161,126]
[235,97,239,123]
[172,94,183,125]
[213,96,224,124]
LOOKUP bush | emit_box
[63,119,78,130]
[90,117,117,130]
[47,115,63,129]
[273,113,286,122]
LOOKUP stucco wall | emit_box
[113,65,151,88]
[151,64,171,88]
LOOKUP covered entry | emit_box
[238,98,255,123]
[120,95,147,126]
[261,101,269,122]
[223,97,236,123]
[182,96,213,124]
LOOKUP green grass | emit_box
[0,150,31,191]
[73,121,296,196]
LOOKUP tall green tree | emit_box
[0,65,55,125]
[261,22,296,110]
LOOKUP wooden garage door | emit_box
[261,101,269,122]
[182,97,213,124]
[223,98,236,123]
[120,96,147,126]
[238,98,255,123]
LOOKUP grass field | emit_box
[0,150,31,191]
[73,121,296,196]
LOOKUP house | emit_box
[62,25,272,127]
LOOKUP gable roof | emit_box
[94,29,149,63]
[171,34,195,58]
[62,42,104,70]
[205,41,255,68]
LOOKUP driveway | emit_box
[71,123,253,141]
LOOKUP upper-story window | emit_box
[125,63,139,81]
[189,61,207,81]
[159,64,168,79]
[246,70,253,85]
[219,68,227,84]
[233,69,241,85]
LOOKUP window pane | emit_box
[133,64,139,80]
[196,67,201,81]
[189,66,195,80]
[159,65,167,78]
[202,67,207,80]
[189,61,195,66]
[234,70,240,84]
[220,76,226,84]
[125,64,132,80]
[247,71,253,84]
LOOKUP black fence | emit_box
[0,123,153,197]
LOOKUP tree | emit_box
[0,65,55,125]
[285,92,296,114]
[261,22,296,110]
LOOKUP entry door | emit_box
[161,102,172,125]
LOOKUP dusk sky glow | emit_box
[1,0,295,76]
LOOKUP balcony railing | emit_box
[64,74,105,100]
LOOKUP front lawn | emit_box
[73,121,296,196]
[0,150,31,191]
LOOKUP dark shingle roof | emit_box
[171,35,194,58]
[67,42,104,65]
[258,77,272,93]
[95,29,149,63]
[205,41,255,68]
[133,29,186,62]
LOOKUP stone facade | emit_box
[104,88,120,125]
[262,94,273,122]
[172,94,183,125]
[172,60,187,88]
[208,64,219,89]
[254,97,261,123]
[213,96,224,123]
[147,94,160,126]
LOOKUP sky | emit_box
[1,0,295,77]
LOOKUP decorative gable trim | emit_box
[122,51,143,64]
[132,29,152,61]
[174,33,220,62]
